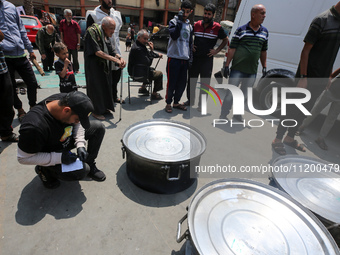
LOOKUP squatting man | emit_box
[17,91,106,189]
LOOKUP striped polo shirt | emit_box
[230,22,268,74]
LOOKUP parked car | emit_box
[78,19,87,49]
[20,15,43,44]
[150,26,169,52]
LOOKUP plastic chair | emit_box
[128,64,153,104]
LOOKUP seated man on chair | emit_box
[128,29,163,100]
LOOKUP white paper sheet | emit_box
[61,159,83,172]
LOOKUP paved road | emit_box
[0,41,339,254]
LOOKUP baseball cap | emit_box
[65,91,94,129]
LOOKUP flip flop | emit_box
[1,133,19,143]
[173,104,187,111]
[272,142,286,155]
[165,105,172,113]
[315,138,328,150]
[283,140,306,152]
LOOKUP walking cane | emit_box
[154,58,161,69]
[119,68,123,121]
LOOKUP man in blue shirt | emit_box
[0,0,39,122]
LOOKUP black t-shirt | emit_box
[54,60,77,93]
[18,93,75,154]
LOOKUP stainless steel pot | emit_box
[270,155,340,247]
[177,179,339,255]
[121,119,206,194]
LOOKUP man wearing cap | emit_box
[17,91,106,189]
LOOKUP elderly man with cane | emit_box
[84,16,126,120]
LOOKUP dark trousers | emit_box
[5,57,38,109]
[68,49,79,72]
[276,79,326,140]
[165,58,189,105]
[41,47,54,71]
[40,120,105,181]
[0,71,15,137]
[112,68,121,100]
[152,70,163,92]
[187,57,213,105]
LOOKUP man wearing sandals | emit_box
[185,3,228,108]
[0,29,18,143]
[0,0,38,122]
[128,29,163,100]
[272,2,340,155]
[86,0,125,104]
[165,0,193,113]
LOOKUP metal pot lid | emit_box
[122,119,206,162]
[271,155,340,224]
[187,179,339,255]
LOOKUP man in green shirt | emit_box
[220,4,268,121]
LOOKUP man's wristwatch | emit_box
[300,74,307,78]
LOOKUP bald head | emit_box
[101,16,116,37]
[46,24,55,35]
[250,4,266,26]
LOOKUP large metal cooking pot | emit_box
[177,179,339,255]
[121,119,206,194]
[270,155,340,246]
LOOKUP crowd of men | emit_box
[1,0,340,189]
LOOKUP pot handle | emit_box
[164,164,188,181]
[176,214,189,243]
[121,146,126,159]
[120,139,126,159]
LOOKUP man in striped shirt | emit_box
[220,4,268,121]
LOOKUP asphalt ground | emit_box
[0,41,339,254]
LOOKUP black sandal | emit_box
[272,142,286,155]
[283,140,306,152]
[173,104,187,111]
[1,133,19,143]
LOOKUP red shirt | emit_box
[59,19,81,50]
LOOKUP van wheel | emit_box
[259,81,285,117]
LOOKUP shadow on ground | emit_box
[116,163,197,207]
[15,177,86,225]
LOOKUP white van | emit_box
[230,0,340,114]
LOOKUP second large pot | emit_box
[177,179,339,255]
[121,119,206,194]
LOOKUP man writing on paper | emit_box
[17,91,106,189]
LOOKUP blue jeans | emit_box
[220,69,256,117]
